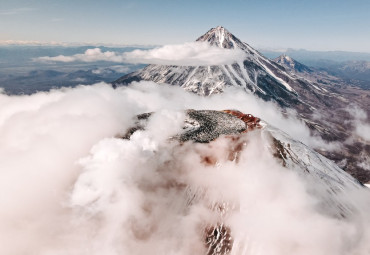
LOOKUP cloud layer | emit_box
[123,42,247,65]
[0,83,369,254]
[36,42,247,66]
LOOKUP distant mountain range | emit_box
[261,48,370,64]
[317,61,370,89]
[114,26,370,183]
[263,49,370,89]
[0,66,140,94]
[1,44,370,94]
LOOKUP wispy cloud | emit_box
[346,105,370,142]
[51,18,63,22]
[0,40,68,46]
[36,42,247,66]
[0,7,36,16]
[0,40,151,47]
[37,48,123,62]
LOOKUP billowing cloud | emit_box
[346,104,370,142]
[37,48,124,62]
[36,42,247,66]
[345,105,370,171]
[0,83,369,254]
[122,42,247,65]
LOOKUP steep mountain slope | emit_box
[273,54,370,134]
[114,27,370,183]
[274,54,351,88]
[273,54,370,182]
[114,26,341,114]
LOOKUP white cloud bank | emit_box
[0,83,369,254]
[36,42,247,66]
[123,42,247,65]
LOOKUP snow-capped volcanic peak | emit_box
[196,26,255,54]
[280,54,293,62]
[196,26,244,50]
[114,26,299,102]
[274,54,313,73]
[275,54,296,68]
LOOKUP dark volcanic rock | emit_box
[123,110,262,143]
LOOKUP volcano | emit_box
[113,26,370,183]
[114,26,304,107]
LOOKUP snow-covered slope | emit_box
[265,125,362,218]
[114,27,335,113]
[114,26,303,107]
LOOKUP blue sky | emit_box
[1,0,370,52]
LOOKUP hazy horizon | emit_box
[1,0,370,52]
[2,41,370,55]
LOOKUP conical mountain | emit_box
[274,54,313,73]
[113,26,370,183]
[196,26,249,50]
[114,26,306,107]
